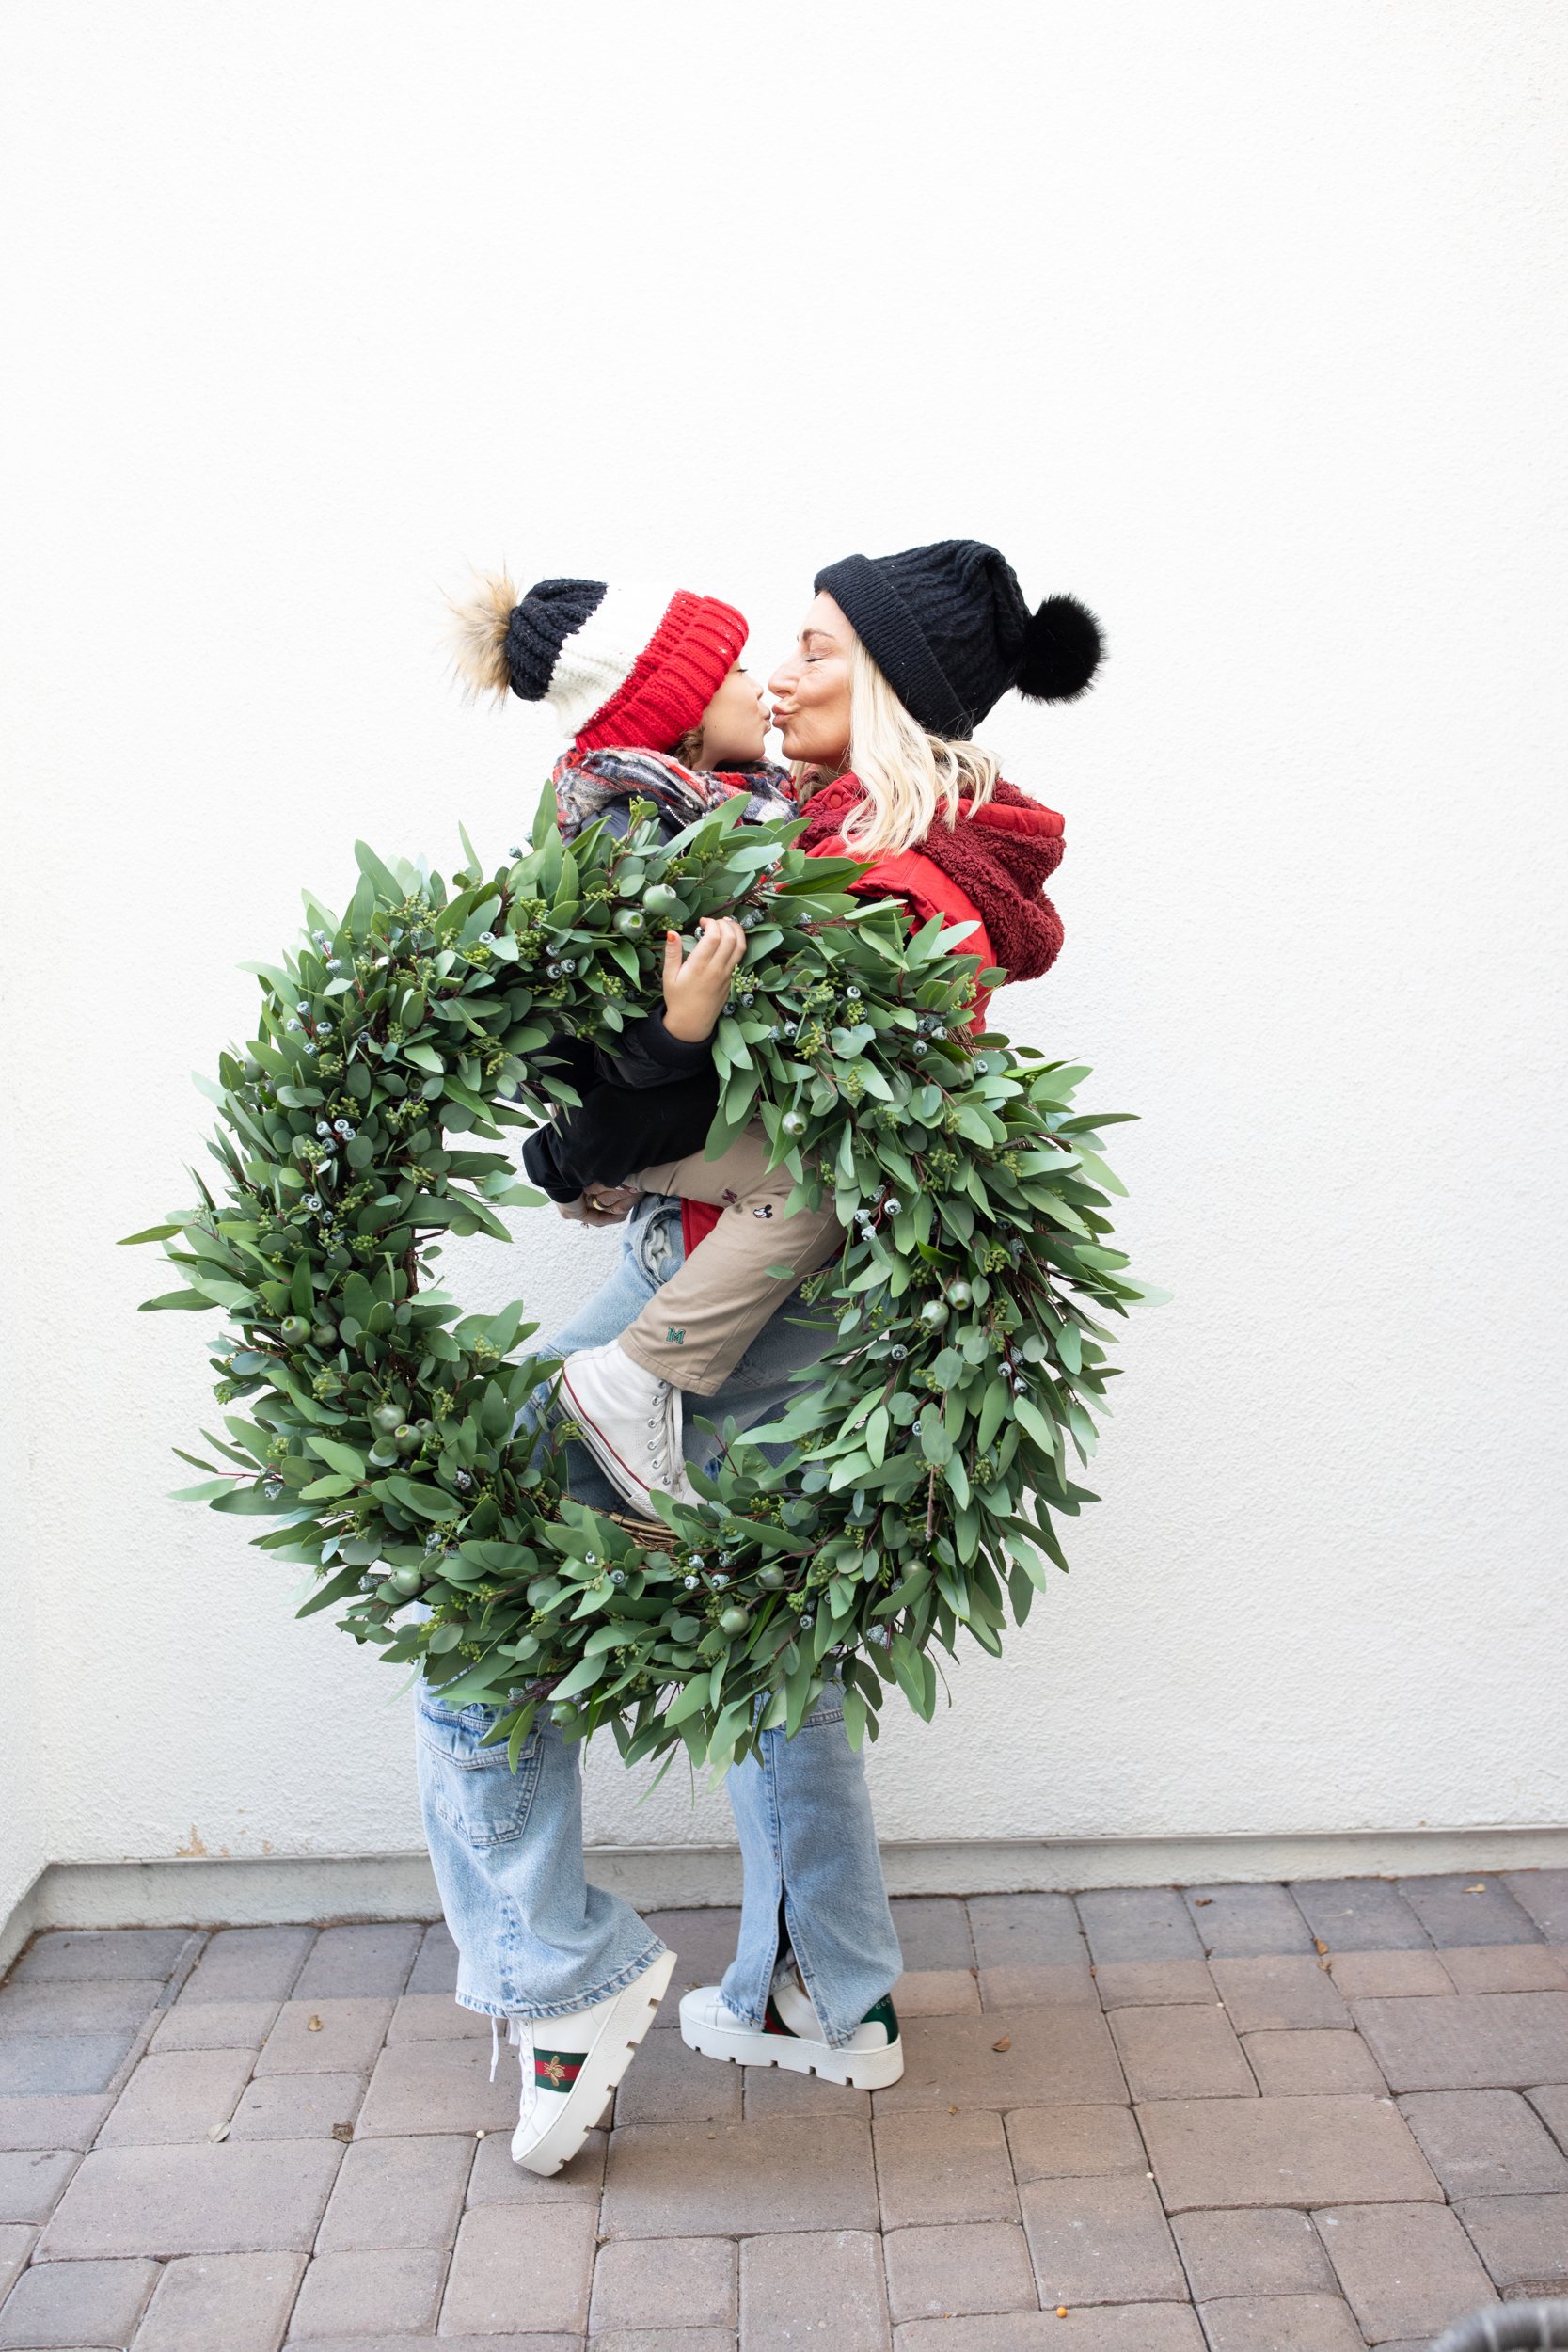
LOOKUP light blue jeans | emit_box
[415,1194,904,2046]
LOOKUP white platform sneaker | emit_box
[679,1960,904,2090]
[559,1341,700,1516]
[508,1947,676,2175]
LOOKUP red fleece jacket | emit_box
[682,771,1065,1255]
[794,771,1065,985]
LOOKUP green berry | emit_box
[390,1565,422,1596]
[372,1403,403,1437]
[945,1279,973,1308]
[310,1322,337,1347]
[757,1565,787,1590]
[641,882,681,918]
[614,908,646,938]
[719,1605,751,1636]
[920,1300,949,1327]
[279,1315,309,1347]
[394,1423,420,1454]
[780,1112,807,1138]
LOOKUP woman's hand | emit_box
[557,1184,641,1227]
[660,917,748,1042]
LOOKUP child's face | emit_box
[768,593,854,769]
[696,662,769,768]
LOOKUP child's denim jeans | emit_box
[415,1194,904,2048]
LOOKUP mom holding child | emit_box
[418,543,1101,2173]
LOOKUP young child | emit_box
[451,572,847,1515]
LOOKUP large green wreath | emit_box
[128,787,1151,1773]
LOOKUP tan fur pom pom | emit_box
[447,567,518,698]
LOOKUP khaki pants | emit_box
[617,1122,845,1396]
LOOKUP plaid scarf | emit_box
[551,746,796,846]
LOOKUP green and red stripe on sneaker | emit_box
[763,1992,899,2040]
[532,2047,586,2091]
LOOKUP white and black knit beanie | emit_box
[451,572,748,754]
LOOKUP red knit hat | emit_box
[449,572,747,754]
[573,588,746,753]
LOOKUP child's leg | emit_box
[616,1123,843,1396]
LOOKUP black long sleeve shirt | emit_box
[519,1007,721,1201]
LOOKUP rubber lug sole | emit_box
[512,1947,676,2176]
[680,2003,905,2090]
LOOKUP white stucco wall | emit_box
[0,1170,43,1933]
[4,1,1563,1899]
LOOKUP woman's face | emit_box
[695,662,769,767]
[768,593,854,768]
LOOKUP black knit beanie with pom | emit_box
[814,540,1102,739]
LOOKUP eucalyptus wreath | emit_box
[127,788,1152,1774]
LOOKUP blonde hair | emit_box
[796,633,1001,860]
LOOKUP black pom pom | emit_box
[1014,595,1103,704]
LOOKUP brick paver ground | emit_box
[1,1871,1565,2347]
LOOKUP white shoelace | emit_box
[489,2014,528,2082]
[645,1383,678,1487]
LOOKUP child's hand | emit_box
[661,917,748,1042]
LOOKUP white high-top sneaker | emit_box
[507,1948,676,2175]
[679,1957,904,2090]
[559,1341,700,1515]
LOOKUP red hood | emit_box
[795,772,1066,983]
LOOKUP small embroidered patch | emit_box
[533,2047,584,2090]
[721,1188,738,1204]
[666,1326,686,1343]
[752,1203,774,1218]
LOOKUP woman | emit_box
[557,545,1098,1509]
[417,541,1101,2175]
